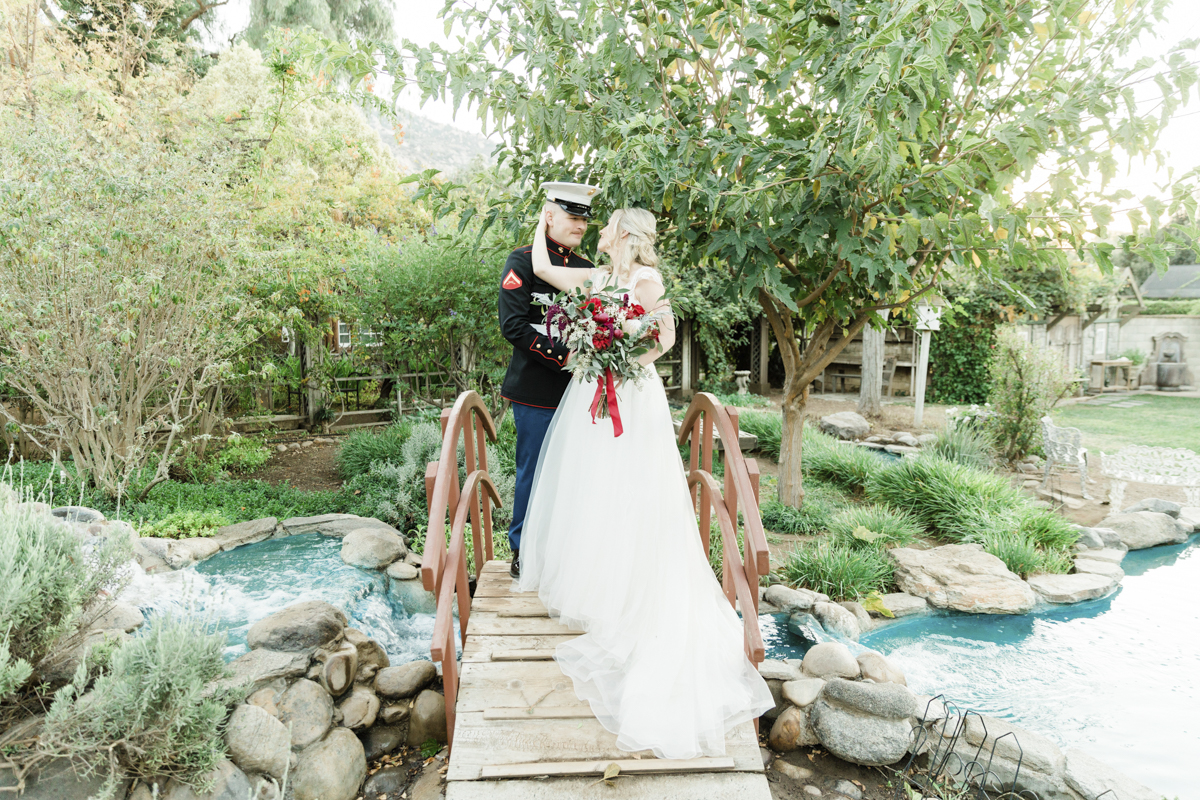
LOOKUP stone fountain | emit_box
[1145,332,1192,391]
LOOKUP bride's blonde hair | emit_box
[606,208,660,283]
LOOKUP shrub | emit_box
[139,509,233,539]
[178,435,271,484]
[927,315,996,405]
[978,531,1044,578]
[780,541,893,600]
[924,426,995,471]
[737,412,782,460]
[337,420,418,480]
[343,422,444,530]
[802,425,883,493]
[1015,506,1079,551]
[760,481,844,535]
[987,327,1075,462]
[0,493,131,703]
[829,505,922,549]
[38,615,242,798]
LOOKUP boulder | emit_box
[1176,517,1194,538]
[360,724,407,761]
[341,528,407,569]
[801,642,861,679]
[1099,512,1188,550]
[225,704,290,779]
[291,728,367,800]
[0,756,129,800]
[1091,527,1126,550]
[320,641,358,696]
[889,544,1037,614]
[89,601,145,633]
[1071,527,1105,550]
[764,584,827,613]
[405,552,423,566]
[1076,547,1126,564]
[247,601,347,652]
[376,660,438,700]
[380,704,411,725]
[344,629,389,674]
[820,678,916,719]
[836,600,873,634]
[1027,572,1119,604]
[874,592,928,618]
[220,649,309,695]
[249,776,280,800]
[856,651,906,686]
[781,678,824,708]
[165,537,221,569]
[281,513,402,540]
[212,517,278,552]
[1120,498,1181,517]
[132,536,172,573]
[362,766,408,800]
[763,679,788,722]
[50,505,105,523]
[812,602,859,641]
[818,412,871,441]
[1178,506,1200,532]
[386,561,420,581]
[338,686,380,730]
[768,706,818,751]
[948,714,1064,785]
[1063,748,1160,800]
[387,577,438,615]
[278,679,334,749]
[247,683,284,717]
[162,759,252,800]
[809,698,911,766]
[407,689,448,746]
[408,764,444,800]
[1071,558,1125,581]
[786,612,829,645]
[917,434,938,446]
[757,659,801,682]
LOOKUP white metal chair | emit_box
[1040,416,1090,500]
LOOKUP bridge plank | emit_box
[466,612,576,637]
[480,756,735,779]
[446,772,771,800]
[455,661,582,713]
[461,635,579,663]
[482,707,594,720]
[471,596,548,613]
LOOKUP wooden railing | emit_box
[423,391,501,753]
[677,393,769,677]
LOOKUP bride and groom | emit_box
[495,182,773,760]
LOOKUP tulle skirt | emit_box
[517,371,774,759]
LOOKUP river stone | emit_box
[247,601,347,651]
[837,600,873,634]
[131,536,171,573]
[1071,527,1105,550]
[1178,507,1200,532]
[380,703,411,725]
[764,584,827,612]
[763,679,788,721]
[1176,517,1194,537]
[387,561,420,580]
[360,723,407,761]
[781,678,824,707]
[376,660,437,699]
[225,704,290,779]
[856,651,906,686]
[407,689,448,746]
[786,612,828,645]
[321,641,358,696]
[819,411,871,440]
[338,685,380,730]
[1072,558,1125,580]
[388,576,438,615]
[51,505,106,523]
[821,677,916,719]
[1121,498,1181,517]
[248,683,285,717]
[165,537,221,569]
[758,659,801,682]
[291,728,367,800]
[222,649,309,694]
[89,601,144,632]
[281,513,402,540]
[1099,511,1188,550]
[772,760,815,781]
[362,766,407,800]
[809,698,911,766]
[875,592,928,618]
[768,706,818,751]
[1077,547,1126,564]
[892,431,919,447]
[890,544,1037,614]
[0,756,130,800]
[163,759,252,800]
[1028,572,1119,604]
[278,679,334,749]
[801,642,861,679]
[1063,748,1160,800]
[344,628,390,674]
[341,528,407,569]
[212,517,278,551]
[813,602,859,641]
[962,714,1063,776]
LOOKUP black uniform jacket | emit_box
[498,235,593,408]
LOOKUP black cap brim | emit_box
[551,199,594,219]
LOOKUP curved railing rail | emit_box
[677,393,769,675]
[423,391,501,752]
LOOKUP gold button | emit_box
[558,246,564,253]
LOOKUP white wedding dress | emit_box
[516,268,773,759]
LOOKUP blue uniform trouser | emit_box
[507,401,557,553]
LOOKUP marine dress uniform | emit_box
[499,182,598,578]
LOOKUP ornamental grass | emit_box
[779,541,894,601]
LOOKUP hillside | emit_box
[369,108,497,176]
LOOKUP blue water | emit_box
[766,536,1200,797]
[121,533,442,664]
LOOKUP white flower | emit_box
[622,319,641,337]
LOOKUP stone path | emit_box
[446,561,770,800]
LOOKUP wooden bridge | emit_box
[421,391,773,800]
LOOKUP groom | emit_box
[498,182,600,579]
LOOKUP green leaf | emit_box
[851,525,884,544]
[861,591,895,619]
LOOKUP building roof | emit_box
[1141,264,1200,299]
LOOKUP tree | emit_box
[1112,213,1198,285]
[858,326,886,418]
[272,0,1197,505]
[244,0,394,49]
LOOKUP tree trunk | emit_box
[777,384,808,507]
[858,325,885,418]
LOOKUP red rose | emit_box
[582,298,603,313]
[592,332,611,350]
[628,304,646,318]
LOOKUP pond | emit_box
[121,533,441,664]
[765,534,1200,798]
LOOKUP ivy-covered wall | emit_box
[927,298,998,405]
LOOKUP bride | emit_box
[516,205,774,759]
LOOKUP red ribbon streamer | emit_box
[589,368,624,437]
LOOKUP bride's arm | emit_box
[531,209,594,292]
[632,275,676,367]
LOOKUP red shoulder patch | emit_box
[502,269,523,290]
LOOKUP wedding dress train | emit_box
[516,365,774,759]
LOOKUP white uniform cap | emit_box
[542,181,600,219]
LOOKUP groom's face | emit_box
[546,205,588,249]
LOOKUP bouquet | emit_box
[534,281,664,437]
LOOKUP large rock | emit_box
[1120,498,1181,517]
[220,649,309,694]
[820,678,916,719]
[801,642,861,679]
[818,412,871,440]
[1071,558,1125,580]
[812,602,859,641]
[856,651,906,686]
[758,659,801,682]
[51,505,105,523]
[407,689,448,746]
[362,766,407,800]
[387,576,438,615]
[386,561,420,580]
[341,528,407,569]
[320,641,358,696]
[132,536,172,573]
[376,660,438,700]
[162,759,252,800]
[1028,572,1119,604]
[281,513,402,540]
[247,601,347,651]
[345,628,389,673]
[1063,748,1160,800]
[278,679,334,749]
[874,592,928,618]
[291,728,367,800]
[781,678,824,708]
[836,600,873,634]
[1099,511,1188,550]
[39,629,129,685]
[889,544,1037,614]
[1178,506,1200,532]
[225,704,290,779]
[1071,526,1105,550]
[165,537,221,569]
[0,756,129,800]
[764,584,827,613]
[1076,547,1126,564]
[88,601,145,632]
[809,698,911,766]
[338,685,380,730]
[212,517,278,551]
[768,706,818,751]
[360,724,407,761]
[932,713,1068,798]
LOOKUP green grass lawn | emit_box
[1051,394,1200,455]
